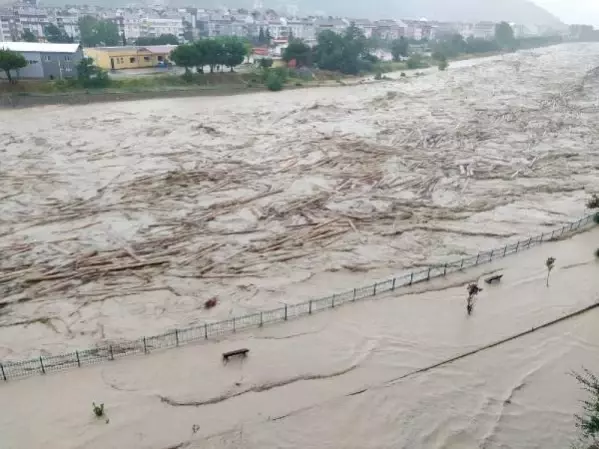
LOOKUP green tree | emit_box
[313,24,374,75]
[221,36,247,71]
[495,21,516,49]
[313,29,345,72]
[202,38,224,73]
[136,34,179,46]
[76,57,110,87]
[44,23,73,43]
[0,48,28,83]
[78,16,120,47]
[258,57,273,68]
[574,369,599,445]
[266,70,283,91]
[282,39,312,67]
[22,29,37,42]
[170,43,197,74]
[390,37,409,61]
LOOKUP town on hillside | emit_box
[1,0,598,83]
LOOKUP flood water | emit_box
[1,43,599,449]
[2,44,599,360]
[2,228,599,449]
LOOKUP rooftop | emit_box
[0,42,81,53]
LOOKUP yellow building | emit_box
[84,45,176,70]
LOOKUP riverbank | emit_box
[0,69,363,108]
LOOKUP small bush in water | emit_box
[92,402,104,417]
[586,194,599,209]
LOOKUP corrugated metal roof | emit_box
[0,42,81,54]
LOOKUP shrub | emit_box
[406,54,426,70]
[92,402,104,417]
[573,369,599,443]
[181,70,193,83]
[258,58,273,69]
[587,194,599,209]
[400,72,406,77]
[374,71,382,80]
[438,59,449,71]
[266,72,284,91]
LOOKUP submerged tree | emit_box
[466,283,482,315]
[92,402,105,417]
[545,256,556,287]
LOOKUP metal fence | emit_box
[1,213,596,382]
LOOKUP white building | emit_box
[120,14,184,41]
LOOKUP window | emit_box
[27,60,38,65]
[143,56,150,62]
[157,55,163,62]
[129,57,136,63]
[64,55,71,61]
[43,55,51,62]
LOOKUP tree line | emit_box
[431,22,562,60]
[169,36,249,74]
[282,23,379,75]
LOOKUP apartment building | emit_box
[374,19,406,40]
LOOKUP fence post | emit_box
[259,312,263,327]
[109,345,114,361]
[503,245,508,256]
[0,363,6,381]
[373,283,377,296]
[475,253,480,264]
[332,295,336,308]
[443,263,447,276]
[460,258,464,269]
[39,356,45,375]
[284,304,288,320]
[353,288,357,300]
[309,300,312,314]
[426,267,431,280]
[526,237,532,248]
[175,329,179,346]
[392,278,396,291]
[233,318,236,333]
[409,272,414,285]
[516,241,520,252]
[551,229,555,239]
[143,337,148,353]
[76,350,81,368]
[204,324,208,339]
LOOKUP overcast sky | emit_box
[533,0,599,25]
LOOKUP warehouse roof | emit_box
[0,42,81,54]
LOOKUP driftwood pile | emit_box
[1,56,599,311]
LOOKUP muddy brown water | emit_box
[1,229,599,449]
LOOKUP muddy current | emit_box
[1,43,599,362]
